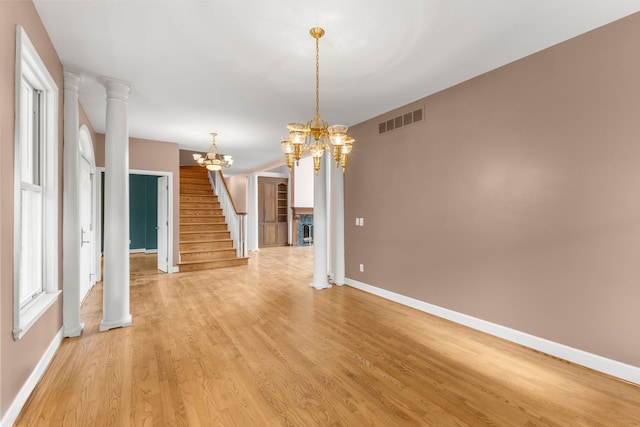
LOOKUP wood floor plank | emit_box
[15,247,640,426]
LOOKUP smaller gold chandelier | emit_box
[280,27,355,175]
[192,132,233,171]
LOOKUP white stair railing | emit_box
[208,171,247,258]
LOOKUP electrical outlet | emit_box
[359,263,364,272]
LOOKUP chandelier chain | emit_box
[315,35,320,123]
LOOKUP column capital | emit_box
[63,70,83,94]
[99,76,131,102]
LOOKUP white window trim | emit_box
[13,25,60,340]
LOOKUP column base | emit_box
[63,323,84,338]
[99,315,132,332]
[310,282,332,290]
[329,274,345,286]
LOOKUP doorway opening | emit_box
[97,169,174,279]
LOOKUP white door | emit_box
[79,157,95,302]
[157,176,169,272]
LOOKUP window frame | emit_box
[13,25,60,340]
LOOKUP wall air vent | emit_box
[378,107,424,134]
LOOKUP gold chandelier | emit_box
[192,132,233,171]
[280,27,354,174]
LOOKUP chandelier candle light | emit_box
[192,132,233,171]
[280,27,355,174]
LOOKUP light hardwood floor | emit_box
[16,247,640,426]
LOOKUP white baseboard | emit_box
[1,328,64,427]
[345,278,640,386]
[145,249,158,254]
[169,265,179,273]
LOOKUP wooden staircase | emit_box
[179,166,248,272]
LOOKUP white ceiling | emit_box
[33,0,640,176]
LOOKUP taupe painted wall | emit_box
[1,0,64,418]
[179,148,200,166]
[346,13,640,367]
[95,134,181,267]
[226,174,248,213]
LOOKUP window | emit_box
[13,26,60,340]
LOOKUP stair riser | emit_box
[181,181,211,187]
[180,174,208,181]
[181,197,220,205]
[181,209,223,216]
[180,216,226,224]
[181,188,214,195]
[178,258,249,272]
[181,176,210,184]
[180,240,234,251]
[181,194,218,201]
[180,183,213,195]
[180,249,237,262]
[181,202,221,210]
[180,232,230,241]
[180,224,228,232]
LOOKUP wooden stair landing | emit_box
[179,166,248,272]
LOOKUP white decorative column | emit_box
[332,162,345,286]
[62,71,84,337]
[326,159,333,279]
[100,77,132,331]
[247,173,259,252]
[311,152,330,289]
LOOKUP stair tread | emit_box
[181,224,224,226]
[179,257,249,265]
[179,238,231,243]
[183,209,219,218]
[180,217,225,219]
[180,222,226,225]
[180,248,236,254]
[180,230,228,234]
[179,237,232,241]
